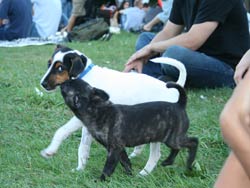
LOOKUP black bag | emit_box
[68,18,110,42]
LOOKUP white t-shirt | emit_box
[122,7,145,31]
[31,0,62,38]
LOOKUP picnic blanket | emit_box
[0,32,67,47]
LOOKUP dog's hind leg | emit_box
[120,149,132,175]
[181,137,199,170]
[129,144,145,158]
[161,148,180,166]
[41,116,83,158]
[100,148,121,181]
[139,142,161,176]
[76,126,93,171]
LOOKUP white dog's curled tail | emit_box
[150,57,187,87]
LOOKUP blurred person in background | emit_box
[112,0,130,28]
[30,0,62,38]
[0,0,32,41]
[143,0,173,32]
[59,0,72,30]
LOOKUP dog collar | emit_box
[79,63,95,78]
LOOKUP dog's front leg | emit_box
[41,116,83,158]
[76,126,93,171]
[139,142,161,176]
[120,149,132,175]
[100,148,120,181]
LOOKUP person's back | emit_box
[31,0,62,38]
[0,0,32,41]
[122,0,146,31]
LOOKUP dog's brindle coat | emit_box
[40,45,187,175]
[60,79,198,181]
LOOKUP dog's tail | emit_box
[166,82,187,107]
[150,57,187,87]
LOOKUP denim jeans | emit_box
[135,32,235,88]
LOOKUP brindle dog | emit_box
[60,78,198,181]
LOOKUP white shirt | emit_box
[123,7,145,31]
[31,0,62,38]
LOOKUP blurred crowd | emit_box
[0,0,174,41]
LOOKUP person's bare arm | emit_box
[220,70,250,178]
[124,21,218,72]
[150,21,218,53]
[61,15,77,32]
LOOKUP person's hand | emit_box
[123,45,154,73]
[123,59,144,73]
[61,26,68,34]
[234,60,250,85]
[234,49,250,84]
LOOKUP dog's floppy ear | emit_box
[92,88,110,101]
[63,53,87,78]
[70,56,85,78]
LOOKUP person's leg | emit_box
[214,152,250,188]
[161,45,235,88]
[135,32,162,78]
[0,27,7,40]
[29,22,40,37]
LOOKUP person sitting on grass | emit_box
[0,0,32,41]
[124,0,250,88]
[143,0,173,32]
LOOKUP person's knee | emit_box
[163,45,190,62]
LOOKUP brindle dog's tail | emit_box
[166,82,187,108]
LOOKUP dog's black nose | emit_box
[41,81,48,89]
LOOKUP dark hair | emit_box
[118,0,129,10]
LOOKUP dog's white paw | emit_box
[139,169,149,176]
[129,152,137,159]
[71,165,85,172]
[40,149,55,158]
[75,165,85,171]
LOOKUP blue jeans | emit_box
[135,32,235,88]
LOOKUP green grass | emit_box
[0,32,232,187]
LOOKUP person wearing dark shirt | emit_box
[124,0,250,88]
[0,0,32,41]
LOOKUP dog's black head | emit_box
[40,45,89,91]
[60,79,110,112]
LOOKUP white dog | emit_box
[40,45,187,175]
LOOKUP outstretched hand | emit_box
[234,49,250,84]
[234,63,249,85]
[123,59,144,73]
[123,45,154,73]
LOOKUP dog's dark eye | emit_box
[57,66,64,73]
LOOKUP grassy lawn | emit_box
[0,32,232,188]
